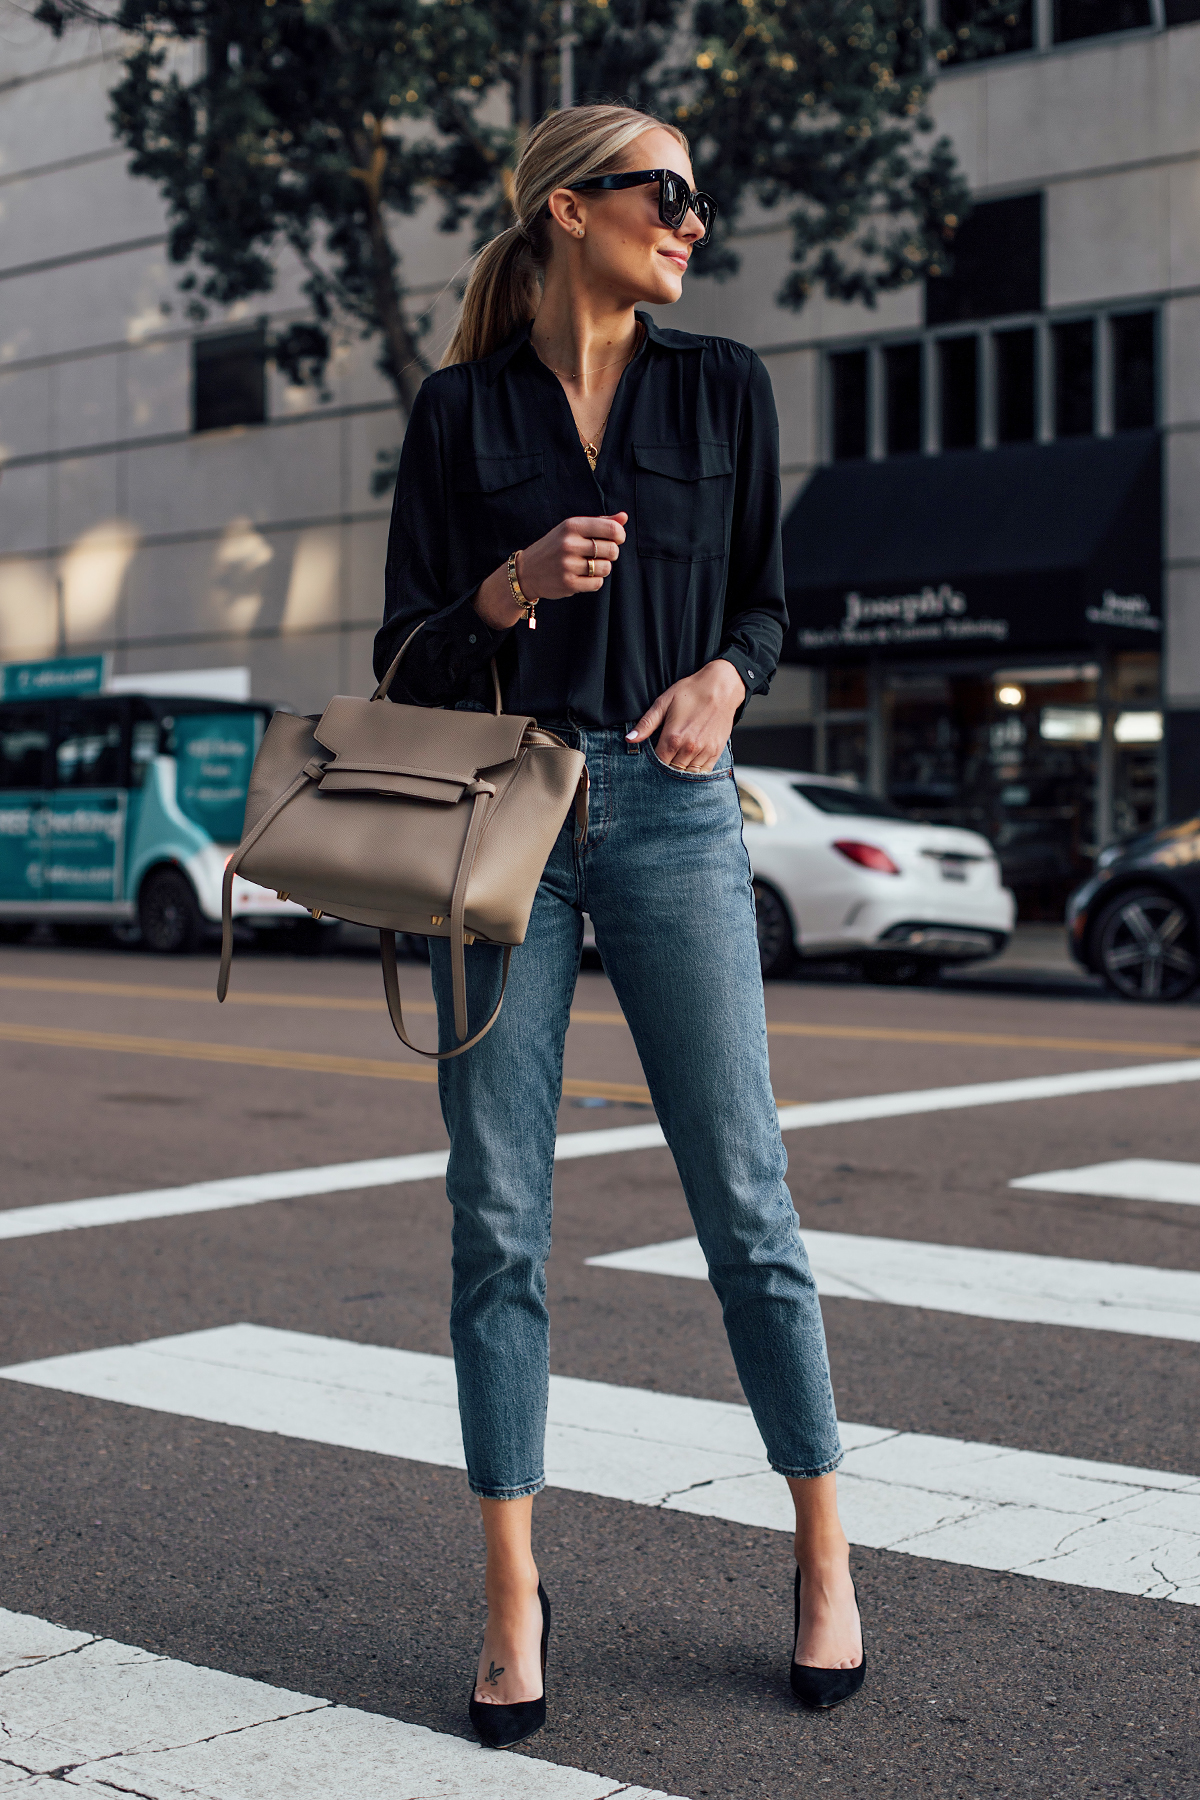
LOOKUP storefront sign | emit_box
[1084,590,1161,633]
[1,655,109,700]
[797,585,1010,654]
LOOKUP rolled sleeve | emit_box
[717,353,788,698]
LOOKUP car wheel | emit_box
[1094,886,1199,1003]
[138,867,201,955]
[753,881,794,979]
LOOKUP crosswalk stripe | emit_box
[0,1605,682,1800]
[1010,1159,1200,1207]
[3,1325,1197,1605]
[4,1058,1200,1243]
[584,1232,1200,1344]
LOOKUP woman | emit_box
[374,103,865,1746]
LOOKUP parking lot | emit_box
[1,932,1197,1798]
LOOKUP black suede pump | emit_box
[468,1582,551,1750]
[790,1567,866,1710]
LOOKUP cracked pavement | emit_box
[0,943,1198,1796]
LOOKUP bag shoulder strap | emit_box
[380,931,512,1060]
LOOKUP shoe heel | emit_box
[469,1581,551,1750]
[791,1566,866,1711]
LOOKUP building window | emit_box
[885,343,923,455]
[824,304,1156,463]
[193,327,268,434]
[995,327,1037,442]
[1054,0,1151,38]
[830,350,869,461]
[939,0,1034,60]
[1112,312,1156,430]
[940,336,979,450]
[927,193,1043,326]
[1054,320,1095,437]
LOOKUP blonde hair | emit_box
[442,104,687,368]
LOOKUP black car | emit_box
[1067,816,1200,1002]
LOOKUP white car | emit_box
[736,766,1015,982]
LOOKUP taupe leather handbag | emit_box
[217,627,587,1057]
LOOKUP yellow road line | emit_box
[0,1021,661,1104]
[0,973,422,1014]
[759,1021,1200,1058]
[4,973,1196,1062]
[0,1020,801,1110]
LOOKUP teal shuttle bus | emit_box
[0,692,313,950]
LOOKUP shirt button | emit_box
[468,634,477,644]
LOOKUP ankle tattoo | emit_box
[484,1660,505,1686]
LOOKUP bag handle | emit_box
[372,620,502,716]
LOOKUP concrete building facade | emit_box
[1,6,1197,913]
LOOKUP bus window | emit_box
[130,718,160,787]
[0,706,50,789]
[54,701,126,789]
[0,705,49,902]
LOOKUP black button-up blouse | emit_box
[373,311,788,727]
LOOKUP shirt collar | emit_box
[480,309,695,386]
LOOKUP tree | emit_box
[668,0,972,305]
[34,0,986,427]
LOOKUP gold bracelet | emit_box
[506,550,539,629]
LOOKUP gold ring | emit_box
[587,558,596,577]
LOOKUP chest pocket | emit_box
[634,441,733,563]
[453,453,551,551]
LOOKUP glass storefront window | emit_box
[825,721,870,785]
[826,666,869,711]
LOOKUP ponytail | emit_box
[442,225,538,369]
[441,104,687,369]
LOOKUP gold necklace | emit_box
[534,332,641,380]
[579,408,614,472]
[568,325,644,470]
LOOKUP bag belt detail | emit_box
[218,762,504,1055]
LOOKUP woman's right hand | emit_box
[520,512,627,599]
[473,513,627,629]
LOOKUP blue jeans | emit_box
[430,726,842,1499]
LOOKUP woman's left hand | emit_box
[625,659,747,771]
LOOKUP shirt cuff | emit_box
[717,647,767,699]
[428,587,512,689]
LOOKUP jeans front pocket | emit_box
[647,740,734,782]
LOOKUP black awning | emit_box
[781,431,1161,662]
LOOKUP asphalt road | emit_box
[1,936,1197,1798]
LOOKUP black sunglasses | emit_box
[567,168,716,247]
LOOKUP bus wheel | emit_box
[139,868,201,954]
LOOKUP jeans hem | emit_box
[467,1476,546,1500]
[769,1449,844,1480]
